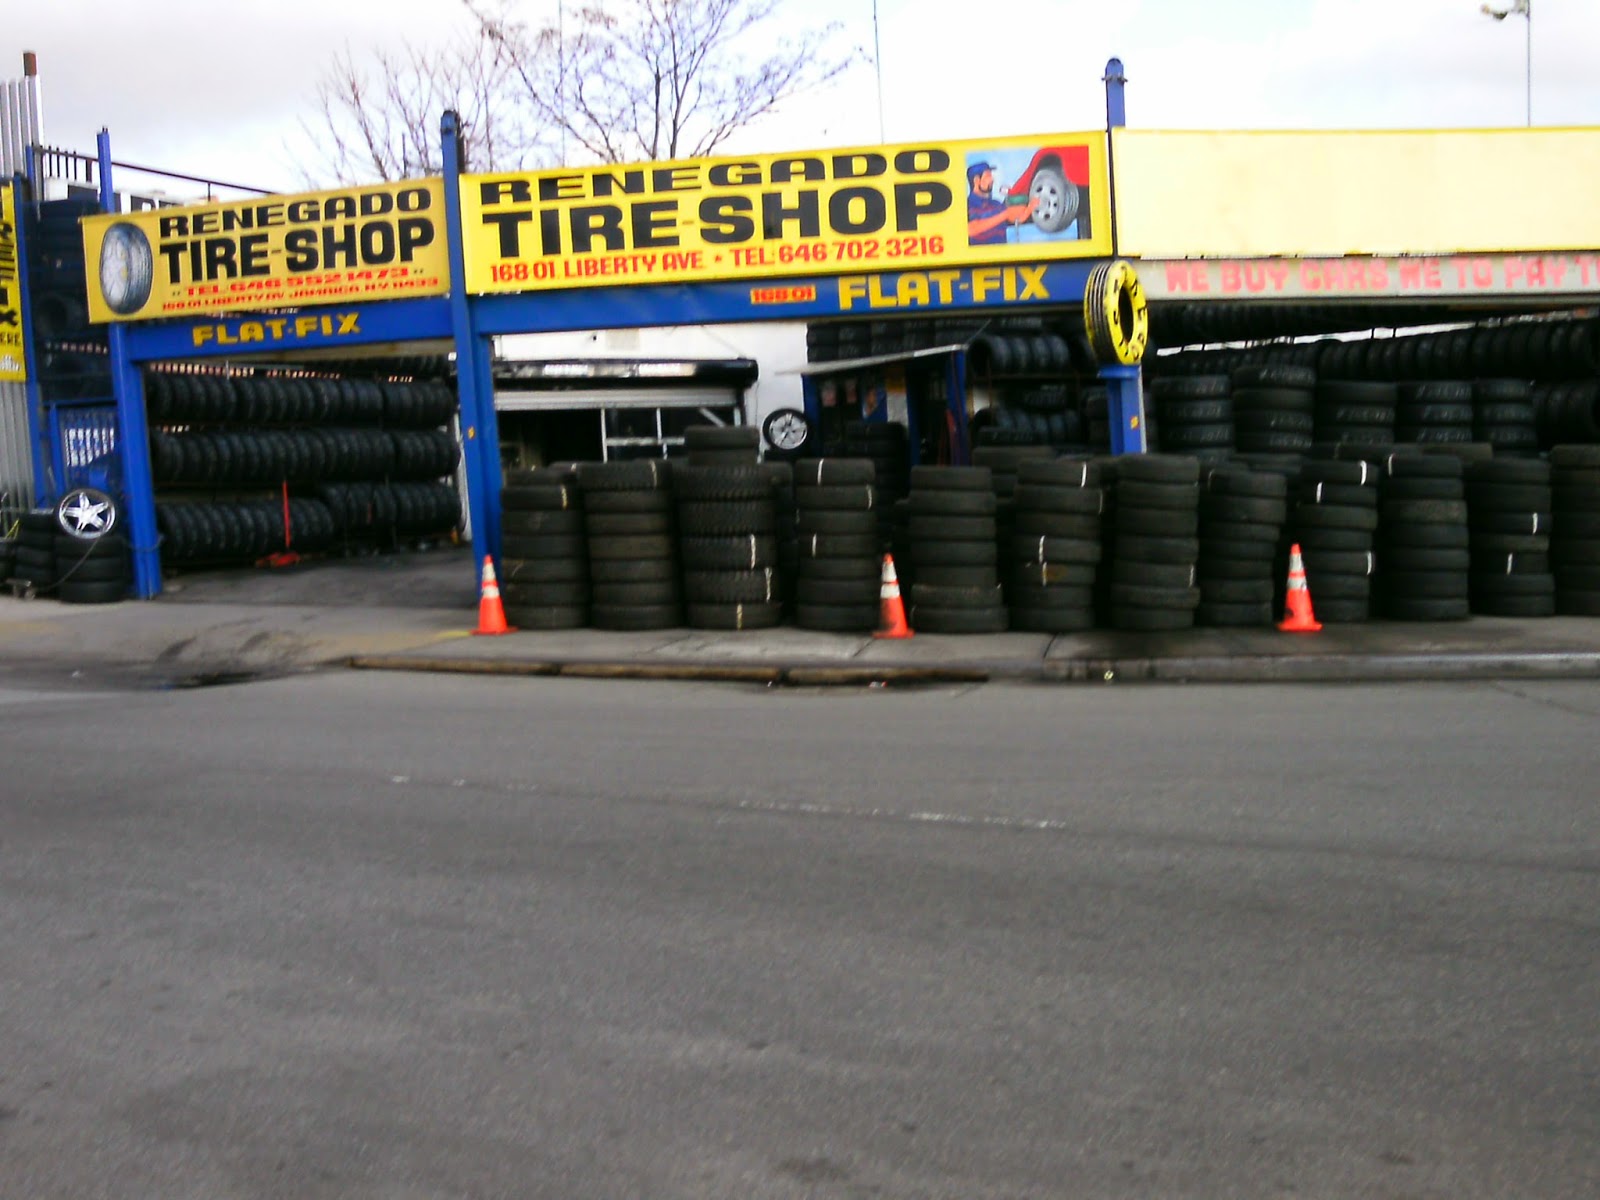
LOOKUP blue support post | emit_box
[946,348,969,466]
[1100,363,1147,455]
[98,132,162,598]
[440,110,504,576]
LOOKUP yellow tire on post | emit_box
[1083,259,1149,366]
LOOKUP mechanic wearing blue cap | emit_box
[966,160,1038,245]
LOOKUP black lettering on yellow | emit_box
[631,201,679,249]
[569,205,625,253]
[284,228,318,270]
[699,196,755,243]
[480,179,532,206]
[592,170,646,197]
[761,191,820,239]
[893,182,952,230]
[708,162,762,188]
[482,211,532,257]
[893,149,950,175]
[768,158,825,184]
[828,187,885,236]
[832,153,887,180]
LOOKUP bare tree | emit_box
[466,0,858,164]
[298,31,544,185]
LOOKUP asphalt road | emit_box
[1,672,1596,1199]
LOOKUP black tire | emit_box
[1109,606,1196,632]
[672,464,773,501]
[584,512,675,537]
[1384,596,1471,621]
[676,501,776,536]
[1112,535,1200,564]
[501,557,587,584]
[792,458,878,487]
[576,460,674,491]
[909,465,993,491]
[800,532,882,559]
[685,602,784,630]
[1017,459,1103,488]
[680,534,778,570]
[1008,533,1101,565]
[910,583,1005,609]
[501,579,590,607]
[1009,606,1097,633]
[501,533,588,560]
[1116,507,1200,538]
[798,556,881,581]
[795,603,880,631]
[589,581,682,607]
[796,509,880,537]
[1012,512,1104,539]
[590,603,682,630]
[589,557,678,584]
[909,604,1008,633]
[684,569,782,604]
[502,604,588,630]
[1195,600,1274,627]
[56,578,127,604]
[910,540,999,566]
[1380,570,1470,599]
[55,487,121,541]
[907,516,996,542]
[761,407,815,458]
[796,577,881,606]
[1294,504,1379,532]
[586,534,677,560]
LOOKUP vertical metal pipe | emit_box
[441,110,503,576]
[98,130,162,597]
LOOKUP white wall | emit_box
[495,322,810,425]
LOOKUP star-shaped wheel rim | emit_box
[61,491,113,537]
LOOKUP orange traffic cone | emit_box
[474,555,516,635]
[874,553,913,639]
[1277,543,1322,633]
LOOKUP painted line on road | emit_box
[734,797,1074,834]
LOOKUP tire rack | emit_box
[144,368,465,567]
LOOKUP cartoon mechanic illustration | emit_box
[966,161,1037,246]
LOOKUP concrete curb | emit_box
[342,651,1600,686]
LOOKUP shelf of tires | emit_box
[146,370,463,567]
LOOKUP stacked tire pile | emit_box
[1006,458,1104,633]
[1465,459,1555,617]
[905,466,1008,633]
[1149,376,1234,464]
[683,424,759,467]
[1532,380,1600,447]
[973,445,1053,576]
[10,512,58,596]
[792,459,883,632]
[1552,445,1600,614]
[1473,380,1540,458]
[673,464,783,630]
[1105,455,1202,632]
[499,466,588,630]
[1397,382,1474,447]
[1375,455,1470,621]
[1232,365,1316,459]
[147,370,461,564]
[842,421,910,547]
[1195,466,1288,627]
[157,498,339,560]
[1291,459,1380,623]
[1314,380,1397,451]
[577,460,681,630]
[0,537,14,584]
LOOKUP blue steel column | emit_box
[440,110,504,573]
[98,131,162,597]
[1101,363,1147,455]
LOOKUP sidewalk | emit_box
[4,545,1600,687]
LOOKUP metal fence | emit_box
[0,380,32,536]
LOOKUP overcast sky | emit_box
[9,0,1596,198]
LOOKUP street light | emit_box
[1481,0,1532,127]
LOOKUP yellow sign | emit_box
[0,182,25,382]
[80,180,451,323]
[461,134,1110,293]
[1113,127,1600,258]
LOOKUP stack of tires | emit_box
[1006,458,1104,633]
[1465,459,1555,617]
[1106,455,1202,632]
[683,424,760,466]
[1149,376,1234,464]
[1397,382,1474,446]
[673,463,782,630]
[51,488,130,604]
[0,537,13,584]
[1231,365,1316,458]
[1314,380,1397,451]
[1552,445,1600,614]
[11,512,57,594]
[499,466,589,630]
[972,444,1054,501]
[843,421,909,547]
[1473,380,1540,458]
[792,459,883,632]
[1291,459,1380,623]
[766,461,799,616]
[905,466,1008,634]
[1195,466,1288,627]
[1374,455,1470,621]
[577,461,681,630]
